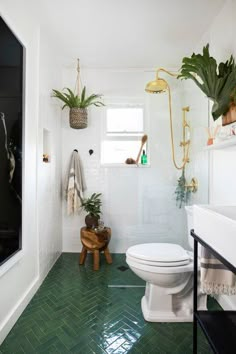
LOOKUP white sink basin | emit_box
[193,205,236,267]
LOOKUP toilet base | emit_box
[141,296,193,322]
[141,280,207,323]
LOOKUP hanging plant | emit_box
[174,168,191,209]
[52,86,104,129]
[178,44,236,121]
[52,60,105,129]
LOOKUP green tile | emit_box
[0,253,217,353]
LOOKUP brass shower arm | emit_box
[155,68,179,79]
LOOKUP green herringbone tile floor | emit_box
[0,253,216,354]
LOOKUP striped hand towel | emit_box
[201,247,236,295]
[65,150,87,215]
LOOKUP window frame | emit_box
[100,101,149,166]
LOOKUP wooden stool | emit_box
[79,227,112,270]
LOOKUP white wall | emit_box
[196,0,236,310]
[37,36,62,280]
[61,67,198,253]
[0,1,62,343]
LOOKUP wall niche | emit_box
[0,17,23,265]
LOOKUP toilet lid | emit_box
[127,243,190,263]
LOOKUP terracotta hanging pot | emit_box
[222,104,236,126]
[85,214,99,229]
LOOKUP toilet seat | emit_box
[126,243,190,266]
[126,255,193,274]
[126,256,190,267]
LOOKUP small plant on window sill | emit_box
[174,168,191,209]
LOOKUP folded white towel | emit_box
[65,151,87,215]
[201,247,236,295]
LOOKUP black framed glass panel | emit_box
[0,17,23,265]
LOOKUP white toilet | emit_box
[126,206,207,322]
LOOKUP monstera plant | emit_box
[178,44,236,121]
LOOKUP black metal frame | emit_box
[193,236,198,353]
[191,229,236,354]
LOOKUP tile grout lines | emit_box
[0,253,217,353]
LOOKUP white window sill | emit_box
[100,163,151,168]
[0,249,24,278]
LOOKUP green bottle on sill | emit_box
[141,150,147,165]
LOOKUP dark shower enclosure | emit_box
[0,17,23,265]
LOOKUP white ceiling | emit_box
[37,0,225,69]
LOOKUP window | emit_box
[106,108,143,135]
[101,105,147,165]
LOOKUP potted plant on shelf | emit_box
[81,193,102,228]
[224,87,236,126]
[178,44,236,125]
[52,86,104,129]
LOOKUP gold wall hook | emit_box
[185,178,198,193]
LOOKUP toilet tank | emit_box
[185,206,193,249]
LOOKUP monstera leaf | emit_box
[178,44,236,120]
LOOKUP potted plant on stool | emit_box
[81,193,102,228]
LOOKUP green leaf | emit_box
[174,168,191,209]
[52,86,105,110]
[81,193,102,215]
[81,86,86,103]
[178,44,236,120]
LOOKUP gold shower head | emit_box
[145,68,178,94]
[145,77,168,94]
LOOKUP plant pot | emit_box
[69,108,88,129]
[85,214,99,229]
[222,105,236,126]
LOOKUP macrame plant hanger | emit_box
[69,58,88,129]
[75,59,82,96]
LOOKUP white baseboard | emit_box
[62,247,82,253]
[0,276,39,345]
[39,252,61,285]
[216,295,236,310]
[0,251,61,345]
